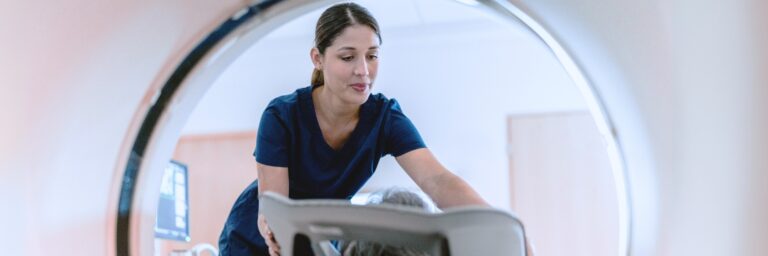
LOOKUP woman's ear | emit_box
[310,47,322,70]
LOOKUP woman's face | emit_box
[313,24,380,105]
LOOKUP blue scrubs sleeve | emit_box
[254,108,290,167]
[385,100,427,157]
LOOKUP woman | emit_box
[219,3,487,256]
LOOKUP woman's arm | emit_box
[397,149,535,255]
[395,148,487,208]
[256,163,289,256]
[257,163,289,197]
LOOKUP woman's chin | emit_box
[345,93,369,105]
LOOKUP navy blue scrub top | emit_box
[219,85,426,255]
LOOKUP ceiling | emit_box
[264,0,497,40]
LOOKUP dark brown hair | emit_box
[311,2,382,87]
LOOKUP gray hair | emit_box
[365,187,431,211]
[342,241,429,256]
[342,188,432,256]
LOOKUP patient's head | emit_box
[341,188,431,256]
[342,241,429,256]
[365,187,431,211]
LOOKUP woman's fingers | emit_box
[267,229,281,250]
[264,228,281,255]
[268,241,281,255]
[266,238,280,255]
[259,215,282,255]
[259,214,282,254]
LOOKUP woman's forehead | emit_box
[330,25,380,50]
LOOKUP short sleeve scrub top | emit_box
[218,85,426,255]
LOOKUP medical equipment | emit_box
[260,192,526,256]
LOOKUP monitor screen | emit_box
[154,160,190,242]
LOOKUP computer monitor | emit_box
[154,160,190,242]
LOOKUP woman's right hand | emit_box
[256,163,289,255]
[258,213,281,256]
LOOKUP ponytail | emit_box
[311,68,324,88]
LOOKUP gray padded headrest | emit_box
[260,192,526,256]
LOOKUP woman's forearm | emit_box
[256,163,290,198]
[395,148,488,209]
[428,171,488,209]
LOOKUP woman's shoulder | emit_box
[264,86,312,114]
[367,92,406,114]
[368,91,397,106]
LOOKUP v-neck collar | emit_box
[301,86,374,155]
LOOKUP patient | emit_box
[339,187,432,256]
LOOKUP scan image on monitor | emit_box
[154,160,190,242]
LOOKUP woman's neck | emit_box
[313,86,359,124]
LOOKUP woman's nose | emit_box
[353,59,369,76]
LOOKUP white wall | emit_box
[182,10,586,210]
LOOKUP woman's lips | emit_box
[350,83,368,92]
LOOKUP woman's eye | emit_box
[341,56,353,61]
[368,55,378,60]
